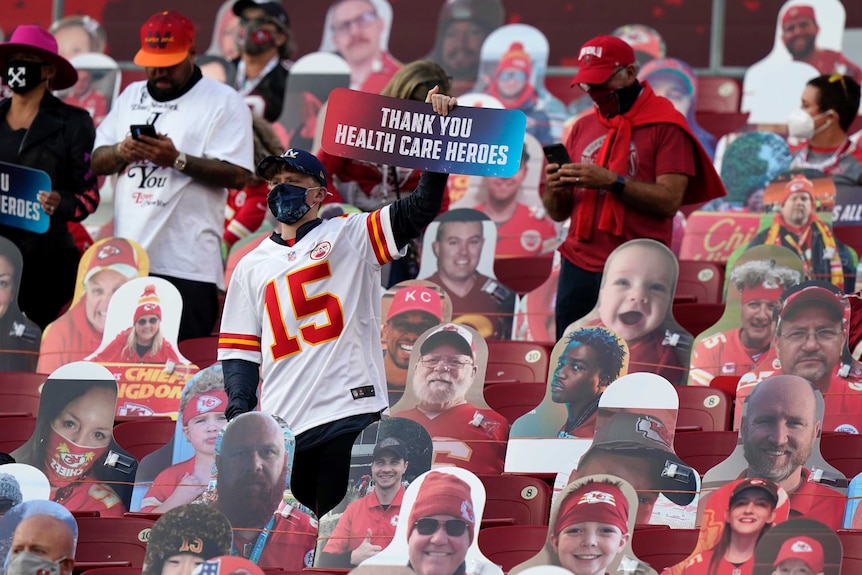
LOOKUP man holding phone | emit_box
[542,35,724,340]
[91,10,254,341]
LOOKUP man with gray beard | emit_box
[392,323,509,474]
[214,412,318,569]
[739,374,845,528]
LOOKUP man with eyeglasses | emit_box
[231,0,293,123]
[327,0,400,93]
[543,35,724,341]
[735,282,862,434]
[383,285,444,405]
[780,5,862,83]
[393,323,508,474]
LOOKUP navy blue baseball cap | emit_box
[232,1,290,30]
[256,148,328,188]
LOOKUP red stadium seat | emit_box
[631,527,699,572]
[838,531,862,570]
[676,386,731,432]
[694,112,749,140]
[74,516,155,570]
[672,302,725,339]
[177,336,219,368]
[477,525,548,572]
[478,474,552,528]
[0,372,45,418]
[673,431,738,477]
[493,255,554,296]
[709,375,740,400]
[0,416,36,453]
[696,77,741,113]
[819,433,862,478]
[676,260,725,304]
[112,419,176,461]
[485,340,552,385]
[483,381,545,426]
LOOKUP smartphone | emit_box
[542,143,571,166]
[130,124,158,141]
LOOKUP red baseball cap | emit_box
[773,536,824,573]
[780,174,815,205]
[134,10,195,68]
[387,286,443,322]
[782,5,817,27]
[571,35,636,86]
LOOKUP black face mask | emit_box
[591,79,642,118]
[4,60,44,95]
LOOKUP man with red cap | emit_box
[771,535,825,575]
[543,34,725,340]
[748,175,853,290]
[383,285,444,404]
[689,258,801,386]
[91,10,254,341]
[780,4,862,83]
[38,238,143,374]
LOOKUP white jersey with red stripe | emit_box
[218,207,402,433]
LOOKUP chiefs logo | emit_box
[636,415,673,448]
[197,395,223,412]
[60,453,88,467]
[97,245,121,260]
[791,540,813,553]
[520,230,542,253]
[390,516,399,526]
[460,500,475,523]
[578,490,616,506]
[141,303,158,312]
[310,241,332,261]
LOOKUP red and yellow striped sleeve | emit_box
[218,332,262,353]
[365,208,396,265]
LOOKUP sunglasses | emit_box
[137,317,159,326]
[498,69,527,83]
[413,518,469,537]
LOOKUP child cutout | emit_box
[509,474,655,575]
[751,518,840,575]
[574,238,691,386]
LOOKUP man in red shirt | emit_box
[781,5,862,83]
[543,35,724,340]
[318,437,409,567]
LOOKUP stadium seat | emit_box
[493,255,554,296]
[485,340,552,385]
[694,112,749,140]
[478,474,552,528]
[0,416,36,453]
[673,431,738,477]
[838,531,862,570]
[819,433,862,478]
[672,302,725,339]
[112,418,177,461]
[676,260,725,304]
[74,516,155,570]
[0,372,45,418]
[177,336,219,368]
[483,381,545,426]
[709,375,740,399]
[696,77,741,113]
[631,527,699,573]
[676,386,731,432]
[477,525,548,572]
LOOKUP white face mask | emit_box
[5,552,66,575]
[787,108,831,140]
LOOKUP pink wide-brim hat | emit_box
[0,25,78,90]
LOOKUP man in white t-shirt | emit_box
[90,10,254,340]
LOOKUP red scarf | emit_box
[575,81,726,240]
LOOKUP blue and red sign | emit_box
[321,87,527,178]
[0,161,51,233]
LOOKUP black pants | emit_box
[554,257,603,341]
[291,429,364,517]
[151,274,218,341]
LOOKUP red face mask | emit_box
[44,426,109,487]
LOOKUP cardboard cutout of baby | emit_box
[204,412,318,570]
[733,280,862,434]
[348,467,503,575]
[566,238,692,386]
[85,276,198,418]
[38,237,149,375]
[0,500,78,575]
[0,236,40,372]
[11,362,137,517]
[131,365,229,513]
[472,24,567,145]
[504,326,629,474]
[702,377,847,530]
[314,418,434,569]
[688,245,804,386]
[663,478,791,575]
[750,518,842,575]
[382,281,453,406]
[510,474,657,575]
[0,464,50,516]
[141,503,233,575]
[417,209,516,340]
[390,323,510,475]
[556,373,701,528]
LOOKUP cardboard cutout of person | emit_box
[38,237,149,375]
[689,245,804,386]
[750,518,841,575]
[0,465,50,518]
[141,503,233,575]
[347,467,502,575]
[702,376,848,530]
[60,53,120,128]
[192,556,265,575]
[11,362,137,517]
[391,323,509,475]
[0,500,78,575]
[205,412,318,570]
[315,418,434,568]
[417,209,516,341]
[0,236,40,372]
[206,0,241,61]
[566,238,692,386]
[509,474,656,575]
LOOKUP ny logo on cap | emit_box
[145,30,174,49]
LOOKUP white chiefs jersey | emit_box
[218,207,402,433]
